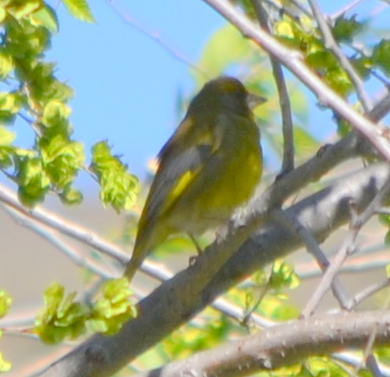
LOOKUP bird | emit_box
[124,76,266,281]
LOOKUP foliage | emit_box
[1,0,390,376]
[0,0,137,369]
[0,0,82,206]
[35,282,89,344]
[35,280,135,344]
[0,291,11,372]
[62,0,95,23]
[90,141,139,213]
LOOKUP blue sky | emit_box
[11,0,390,191]
[43,1,226,183]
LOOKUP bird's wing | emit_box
[138,114,220,227]
[141,143,214,226]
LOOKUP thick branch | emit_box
[136,310,390,377]
[35,162,390,377]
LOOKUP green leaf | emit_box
[6,0,41,20]
[197,24,252,78]
[0,353,11,373]
[306,47,337,71]
[386,263,390,278]
[0,7,6,23]
[372,39,390,76]
[0,290,12,318]
[89,278,136,335]
[351,56,372,80]
[384,230,390,247]
[59,185,83,205]
[269,259,300,291]
[294,126,319,160]
[91,141,139,213]
[30,3,59,33]
[332,15,363,43]
[62,0,95,23]
[0,52,14,79]
[41,100,71,128]
[275,16,315,52]
[0,145,14,168]
[6,17,51,59]
[379,214,390,227]
[324,65,352,96]
[0,126,15,145]
[0,92,23,123]
[17,156,51,206]
[337,117,351,137]
[0,127,15,167]
[35,282,89,344]
[20,61,74,105]
[41,137,84,188]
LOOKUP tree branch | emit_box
[134,310,390,377]
[307,0,372,111]
[35,162,390,377]
[202,0,390,161]
[0,184,128,265]
[251,0,295,173]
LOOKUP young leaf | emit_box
[372,39,390,76]
[89,278,136,335]
[0,290,12,318]
[30,3,59,33]
[35,282,89,344]
[91,141,139,213]
[62,0,95,23]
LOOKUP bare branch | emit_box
[35,162,390,377]
[0,184,128,265]
[271,209,348,311]
[105,0,208,79]
[202,0,390,161]
[347,278,390,310]
[2,205,114,279]
[251,0,295,174]
[133,310,390,377]
[301,178,390,317]
[307,0,372,112]
[330,0,369,21]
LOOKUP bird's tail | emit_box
[123,224,169,282]
[123,256,141,282]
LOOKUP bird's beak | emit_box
[246,93,267,110]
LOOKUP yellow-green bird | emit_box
[124,76,265,281]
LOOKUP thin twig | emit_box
[330,0,369,20]
[271,209,349,311]
[358,285,390,376]
[301,179,390,318]
[0,183,128,264]
[2,205,115,279]
[346,278,390,310]
[365,354,383,377]
[307,0,372,112]
[202,0,390,161]
[296,251,390,279]
[261,0,301,21]
[106,0,208,80]
[252,0,295,174]
[333,352,390,376]
[288,0,312,17]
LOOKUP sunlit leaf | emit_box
[62,0,95,23]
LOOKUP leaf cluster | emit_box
[0,1,138,212]
[35,279,136,344]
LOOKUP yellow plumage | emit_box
[124,77,265,281]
